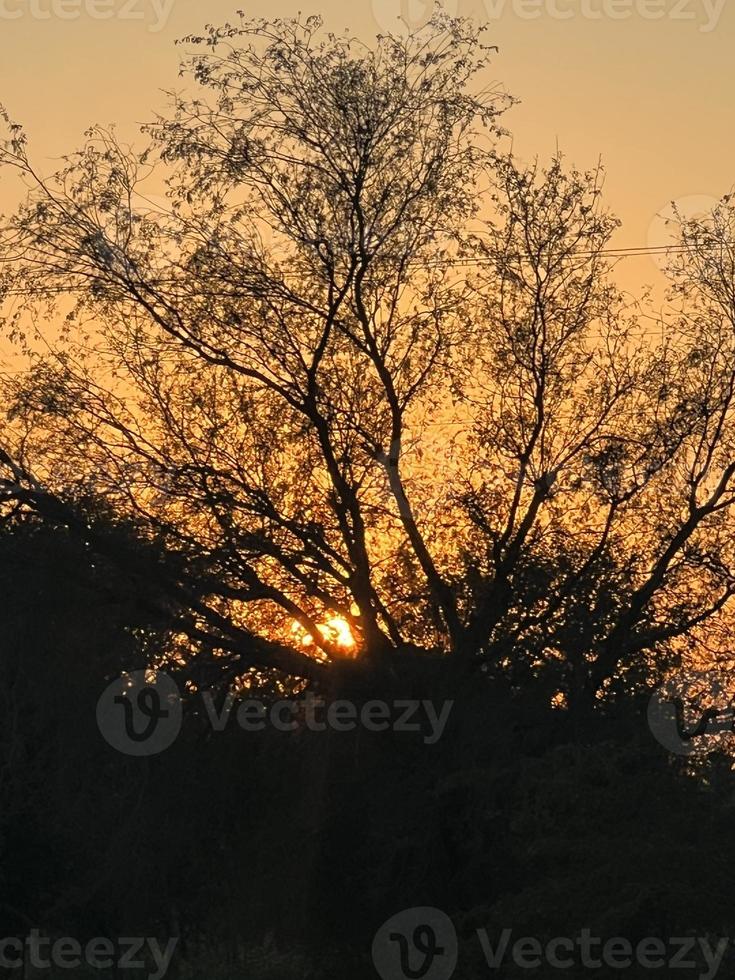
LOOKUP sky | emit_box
[0,0,733,297]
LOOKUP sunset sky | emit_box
[0,0,733,297]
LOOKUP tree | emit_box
[1,11,735,709]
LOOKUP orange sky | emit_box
[0,0,733,297]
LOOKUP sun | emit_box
[324,614,355,649]
[291,613,356,653]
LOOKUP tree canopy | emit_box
[1,11,735,707]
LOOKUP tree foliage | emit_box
[1,12,735,707]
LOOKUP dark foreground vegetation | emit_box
[1,517,734,980]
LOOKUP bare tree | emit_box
[1,12,735,706]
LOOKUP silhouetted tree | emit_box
[1,12,735,711]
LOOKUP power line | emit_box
[0,239,731,300]
[434,240,735,265]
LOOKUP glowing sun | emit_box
[291,614,356,652]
